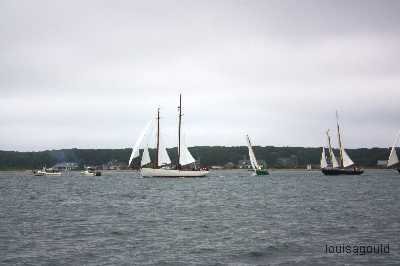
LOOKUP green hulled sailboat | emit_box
[246,134,269,175]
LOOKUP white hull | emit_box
[141,168,208,177]
[81,171,95,176]
[35,171,61,176]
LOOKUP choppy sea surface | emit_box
[0,169,399,265]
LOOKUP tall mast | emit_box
[155,107,160,168]
[177,94,182,170]
[336,110,344,168]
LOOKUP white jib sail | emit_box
[141,147,151,166]
[320,147,328,168]
[179,141,196,166]
[387,131,400,167]
[246,135,260,170]
[128,119,153,166]
[341,147,354,167]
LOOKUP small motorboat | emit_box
[33,167,61,176]
[81,167,101,176]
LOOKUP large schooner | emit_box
[128,94,209,177]
[387,130,400,173]
[245,134,269,175]
[320,111,363,175]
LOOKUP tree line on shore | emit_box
[0,146,391,170]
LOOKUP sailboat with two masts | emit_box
[387,130,400,173]
[320,111,363,175]
[128,94,209,177]
[245,134,268,175]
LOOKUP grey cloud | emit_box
[0,0,399,151]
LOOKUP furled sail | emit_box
[246,135,260,170]
[388,131,400,167]
[179,142,196,166]
[341,147,354,167]
[141,147,151,166]
[320,147,328,169]
[128,119,153,166]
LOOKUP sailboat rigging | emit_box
[320,111,363,175]
[245,134,269,175]
[128,94,208,177]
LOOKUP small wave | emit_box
[111,230,125,236]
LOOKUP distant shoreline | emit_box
[0,147,390,170]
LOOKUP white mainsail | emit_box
[388,131,400,167]
[158,137,171,166]
[335,111,354,168]
[179,141,196,166]
[246,135,260,170]
[326,130,339,168]
[341,147,354,167]
[388,147,399,167]
[329,149,339,168]
[320,147,328,168]
[141,146,151,166]
[128,119,153,166]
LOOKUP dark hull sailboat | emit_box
[320,112,363,176]
[322,167,364,176]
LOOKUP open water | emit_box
[0,169,399,265]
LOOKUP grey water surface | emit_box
[0,169,399,265]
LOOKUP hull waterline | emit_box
[255,169,269,175]
[141,168,208,177]
[321,168,364,175]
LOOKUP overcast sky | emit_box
[1,0,399,151]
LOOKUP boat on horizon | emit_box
[387,130,400,173]
[81,166,102,176]
[245,134,269,175]
[128,94,208,178]
[33,167,62,176]
[320,112,363,176]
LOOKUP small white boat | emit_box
[81,167,101,176]
[33,167,61,176]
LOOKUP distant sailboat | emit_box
[128,94,208,178]
[321,111,363,175]
[387,130,400,173]
[245,134,268,175]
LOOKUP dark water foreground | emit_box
[0,170,399,265]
